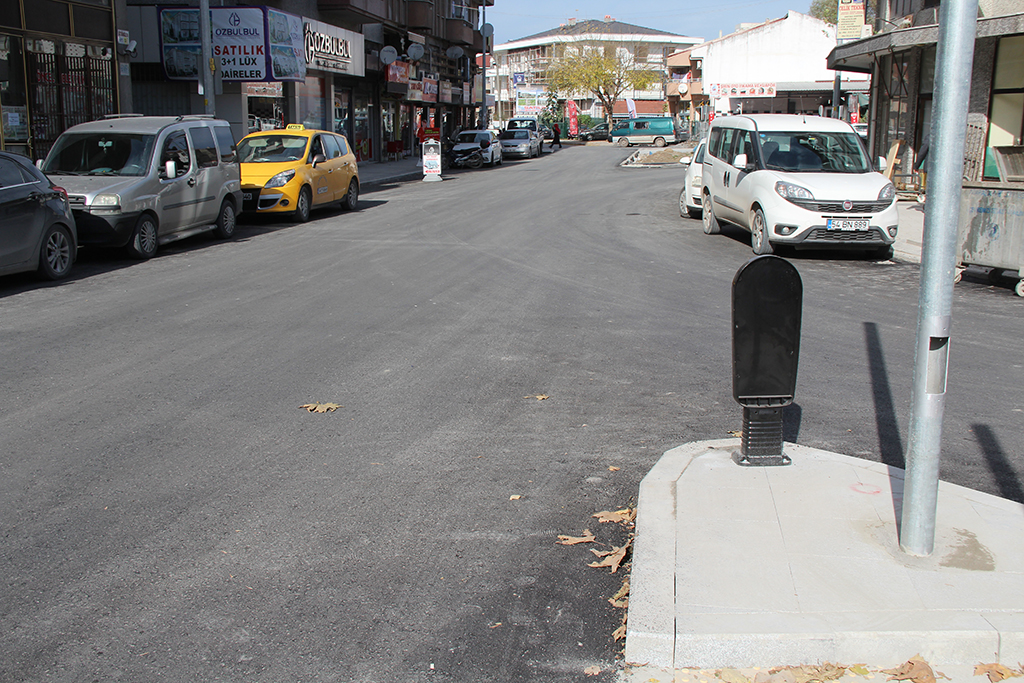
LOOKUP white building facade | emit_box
[490,18,701,125]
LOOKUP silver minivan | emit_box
[41,115,242,259]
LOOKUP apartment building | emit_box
[0,0,492,161]
[490,17,700,125]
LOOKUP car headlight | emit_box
[691,174,702,187]
[91,193,122,213]
[265,169,296,189]
[878,183,896,202]
[775,181,814,201]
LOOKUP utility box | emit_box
[732,255,803,465]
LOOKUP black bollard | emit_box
[732,255,802,466]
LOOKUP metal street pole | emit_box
[899,0,978,557]
[199,0,216,116]
[480,2,489,129]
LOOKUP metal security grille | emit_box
[27,45,115,158]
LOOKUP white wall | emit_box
[699,12,838,111]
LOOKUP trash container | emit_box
[958,182,1024,297]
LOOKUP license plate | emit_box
[242,192,253,201]
[826,218,869,231]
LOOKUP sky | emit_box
[488,0,813,45]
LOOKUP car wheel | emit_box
[341,179,359,211]
[751,208,774,255]
[496,151,502,166]
[616,137,630,147]
[468,154,483,169]
[127,214,158,259]
[38,224,74,280]
[678,188,689,217]
[294,186,312,223]
[213,199,236,239]
[654,137,666,147]
[702,193,720,235]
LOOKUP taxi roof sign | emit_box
[285,124,306,130]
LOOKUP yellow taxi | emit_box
[237,124,359,222]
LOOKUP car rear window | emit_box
[213,125,237,164]
[189,126,219,168]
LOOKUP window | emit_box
[189,126,218,168]
[335,135,349,156]
[323,134,341,159]
[309,135,326,161]
[985,35,1024,179]
[0,158,33,187]
[160,130,191,177]
[213,125,237,164]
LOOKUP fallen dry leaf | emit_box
[608,577,630,609]
[524,394,549,401]
[883,655,936,683]
[728,429,743,437]
[299,402,341,413]
[509,495,522,500]
[557,529,596,545]
[608,466,620,472]
[584,665,601,676]
[592,508,634,524]
[612,612,628,641]
[489,622,502,629]
[975,664,1023,683]
[589,540,630,573]
[849,665,871,676]
[718,668,751,683]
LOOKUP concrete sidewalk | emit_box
[894,199,926,264]
[357,154,425,190]
[623,440,1024,681]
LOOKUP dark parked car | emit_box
[578,123,609,141]
[540,124,553,140]
[0,151,76,280]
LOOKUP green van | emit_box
[609,117,682,147]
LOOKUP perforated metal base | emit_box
[734,406,791,466]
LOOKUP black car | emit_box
[0,151,77,280]
[578,123,609,141]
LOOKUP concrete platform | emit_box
[624,440,1024,676]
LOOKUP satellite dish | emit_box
[445,46,464,60]
[406,43,425,61]
[380,46,398,65]
[481,23,493,38]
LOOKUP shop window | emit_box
[25,0,71,35]
[73,5,113,41]
[297,76,325,131]
[984,35,1024,179]
[0,35,29,155]
[189,126,219,168]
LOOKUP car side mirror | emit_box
[35,159,44,169]
[311,153,326,167]
[164,160,176,178]
[680,155,692,165]
[878,156,888,172]
[480,139,490,149]
[733,153,753,170]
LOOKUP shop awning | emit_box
[828,13,1024,73]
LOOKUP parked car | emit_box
[505,117,545,154]
[578,123,609,141]
[540,124,553,140]
[609,117,683,147]
[452,130,502,166]
[41,114,242,259]
[0,151,76,280]
[701,114,898,257]
[678,138,707,219]
[499,129,541,158]
[237,124,359,222]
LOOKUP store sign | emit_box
[440,81,452,103]
[159,6,305,82]
[302,19,365,76]
[408,80,423,101]
[837,0,866,41]
[422,77,438,103]
[716,82,776,98]
[515,89,545,115]
[387,61,410,84]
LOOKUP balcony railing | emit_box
[407,0,433,29]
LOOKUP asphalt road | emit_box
[2,145,1022,682]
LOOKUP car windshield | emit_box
[758,131,870,173]
[499,130,529,140]
[237,135,308,163]
[43,133,156,176]
[457,132,490,144]
[507,121,535,130]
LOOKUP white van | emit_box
[701,114,898,257]
[42,115,243,259]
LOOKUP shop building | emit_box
[828,0,1024,188]
[0,0,121,159]
[116,0,489,161]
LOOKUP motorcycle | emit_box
[448,145,484,169]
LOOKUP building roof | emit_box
[517,18,685,42]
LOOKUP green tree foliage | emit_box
[808,0,837,24]
[546,41,660,126]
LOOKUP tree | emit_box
[808,0,837,24]
[546,41,660,126]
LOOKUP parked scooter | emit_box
[448,145,484,169]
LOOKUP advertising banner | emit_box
[515,89,544,115]
[566,99,579,136]
[302,18,365,76]
[440,81,452,104]
[837,0,866,41]
[408,80,424,101]
[716,82,776,98]
[159,6,305,82]
[387,61,410,84]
